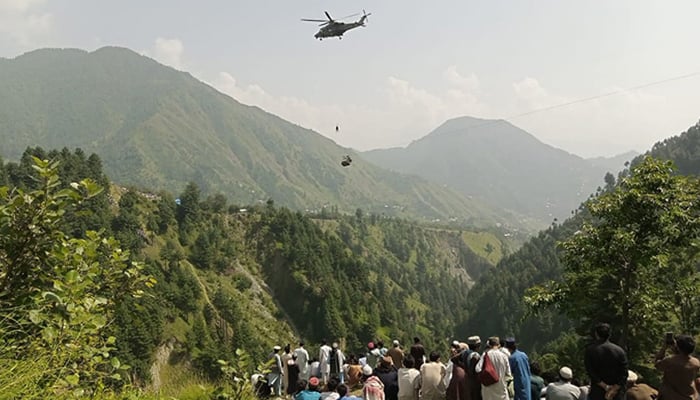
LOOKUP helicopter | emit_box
[301,10,371,40]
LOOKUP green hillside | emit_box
[459,120,700,365]
[363,116,618,224]
[0,47,520,228]
[0,148,505,397]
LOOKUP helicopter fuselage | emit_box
[315,21,363,39]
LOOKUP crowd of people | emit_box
[257,324,700,400]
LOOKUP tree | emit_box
[0,157,155,396]
[525,156,700,366]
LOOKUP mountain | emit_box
[362,116,613,223]
[0,47,515,227]
[586,150,639,173]
[459,119,700,355]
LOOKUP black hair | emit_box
[299,341,305,346]
[377,340,384,348]
[326,378,339,392]
[284,344,291,353]
[321,339,327,345]
[429,351,440,362]
[414,337,420,343]
[403,354,415,368]
[337,384,348,397]
[530,361,541,376]
[594,323,611,340]
[676,334,696,355]
[296,379,308,393]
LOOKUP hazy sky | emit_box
[1,0,699,157]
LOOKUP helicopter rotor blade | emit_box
[324,11,334,21]
[337,12,361,21]
[301,18,327,22]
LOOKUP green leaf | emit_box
[28,310,42,324]
[42,291,62,304]
[110,357,121,369]
[65,269,78,283]
[65,373,80,386]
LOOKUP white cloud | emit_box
[0,0,52,49]
[148,37,185,70]
[210,66,491,151]
[509,78,685,157]
[444,65,480,93]
[512,77,568,110]
[209,63,696,158]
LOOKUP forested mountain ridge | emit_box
[460,120,700,362]
[362,116,625,224]
[0,147,504,393]
[0,47,520,228]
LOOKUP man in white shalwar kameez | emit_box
[295,341,310,380]
[319,339,333,384]
[475,337,511,400]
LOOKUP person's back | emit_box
[296,344,311,379]
[365,375,386,400]
[546,381,581,400]
[656,335,700,400]
[545,367,580,400]
[506,340,532,400]
[410,338,426,370]
[398,356,421,400]
[298,389,322,400]
[388,341,405,370]
[625,383,657,400]
[375,357,400,400]
[475,338,511,400]
[584,324,628,400]
[420,353,447,400]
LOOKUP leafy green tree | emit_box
[0,157,155,397]
[155,191,177,234]
[112,190,145,253]
[525,156,700,365]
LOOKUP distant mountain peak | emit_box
[0,46,518,228]
[363,116,609,224]
[411,115,540,148]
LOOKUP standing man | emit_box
[410,337,426,371]
[320,339,333,385]
[295,341,311,380]
[330,342,346,384]
[466,336,483,400]
[268,345,284,397]
[388,340,405,370]
[419,351,447,400]
[545,367,581,400]
[398,355,421,400]
[282,344,293,394]
[655,334,700,400]
[584,323,628,400]
[475,337,511,400]
[505,338,531,400]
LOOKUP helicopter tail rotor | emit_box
[360,9,371,25]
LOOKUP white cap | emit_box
[559,367,573,380]
[392,339,400,346]
[627,370,638,383]
[273,345,281,351]
[362,364,373,376]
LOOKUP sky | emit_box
[1,0,699,157]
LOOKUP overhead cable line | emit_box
[507,70,700,120]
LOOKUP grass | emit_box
[460,231,503,265]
